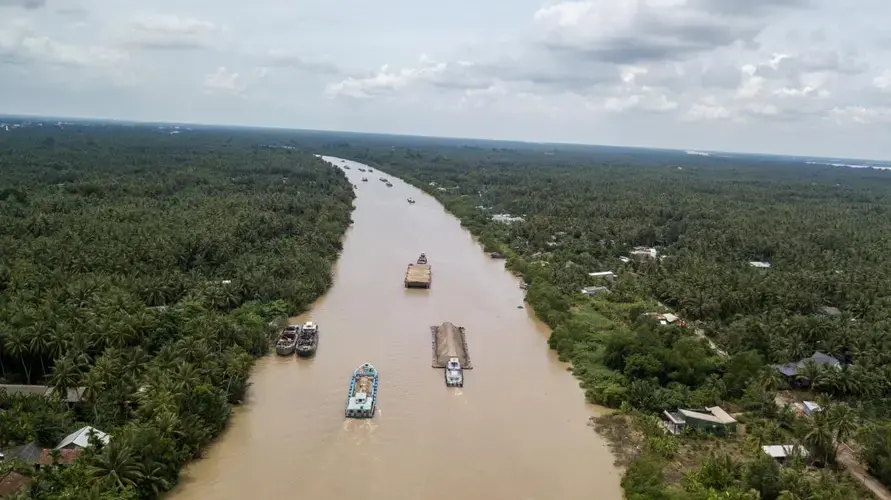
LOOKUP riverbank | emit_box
[0,129,356,499]
[167,156,623,500]
[354,153,873,499]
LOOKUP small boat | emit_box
[417,253,427,265]
[445,357,464,387]
[362,177,368,182]
[358,168,366,172]
[407,198,415,204]
[386,182,393,188]
[345,363,378,418]
[275,325,299,355]
[379,177,386,182]
[344,165,350,169]
[296,321,319,357]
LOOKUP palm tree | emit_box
[49,355,82,404]
[87,440,145,490]
[4,328,32,383]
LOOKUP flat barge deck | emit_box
[404,263,432,289]
[430,321,473,369]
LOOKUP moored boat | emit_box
[386,182,393,187]
[417,253,427,265]
[275,325,299,355]
[362,177,368,182]
[296,321,319,357]
[345,363,378,418]
[407,197,415,204]
[445,357,464,387]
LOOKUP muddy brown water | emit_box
[167,156,623,500]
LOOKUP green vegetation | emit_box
[0,124,353,498]
[332,143,891,499]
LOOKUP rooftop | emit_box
[749,261,772,268]
[762,445,809,459]
[679,406,737,425]
[56,426,110,450]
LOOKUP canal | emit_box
[167,156,623,500]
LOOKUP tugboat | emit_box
[345,363,378,418]
[275,325,299,355]
[407,197,415,204]
[296,321,319,357]
[445,357,464,387]
[417,253,427,265]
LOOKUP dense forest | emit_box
[324,143,891,499]
[0,124,354,498]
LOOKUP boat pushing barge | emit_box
[405,254,432,288]
[345,363,379,418]
[430,322,473,369]
[296,321,319,357]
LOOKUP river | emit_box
[167,156,623,500]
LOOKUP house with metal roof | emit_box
[55,426,109,450]
[774,351,841,378]
[663,406,738,436]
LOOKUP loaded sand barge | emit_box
[404,254,432,289]
[430,322,473,369]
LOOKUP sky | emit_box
[1,0,890,159]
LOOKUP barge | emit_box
[445,357,464,387]
[430,322,473,369]
[275,325,299,355]
[405,256,432,289]
[296,321,319,357]
[345,363,378,418]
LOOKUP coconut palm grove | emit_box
[3,120,891,499]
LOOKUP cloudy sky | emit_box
[1,0,890,159]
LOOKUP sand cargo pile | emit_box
[430,321,473,369]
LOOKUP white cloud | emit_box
[203,66,245,94]
[1,0,890,159]
[125,14,225,50]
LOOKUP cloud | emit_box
[1,23,127,67]
[0,0,44,9]
[264,49,341,74]
[203,66,245,94]
[125,15,225,50]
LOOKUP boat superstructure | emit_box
[345,363,378,418]
[417,253,427,265]
[445,357,464,387]
[275,325,299,355]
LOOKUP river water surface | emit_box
[167,156,623,500]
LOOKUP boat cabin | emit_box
[447,357,461,370]
[302,322,318,333]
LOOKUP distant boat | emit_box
[296,321,319,357]
[386,182,393,188]
[345,363,378,418]
[275,325,299,355]
[362,177,368,182]
[417,253,427,265]
[407,198,415,204]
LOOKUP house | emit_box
[630,246,658,260]
[816,306,841,317]
[749,261,772,268]
[55,426,110,450]
[588,271,616,280]
[762,445,808,461]
[774,351,842,383]
[645,312,687,327]
[801,400,822,416]
[0,385,86,404]
[662,406,737,436]
[581,286,610,297]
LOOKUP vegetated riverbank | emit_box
[332,145,882,500]
[165,155,622,500]
[0,125,354,498]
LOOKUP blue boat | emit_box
[345,363,378,418]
